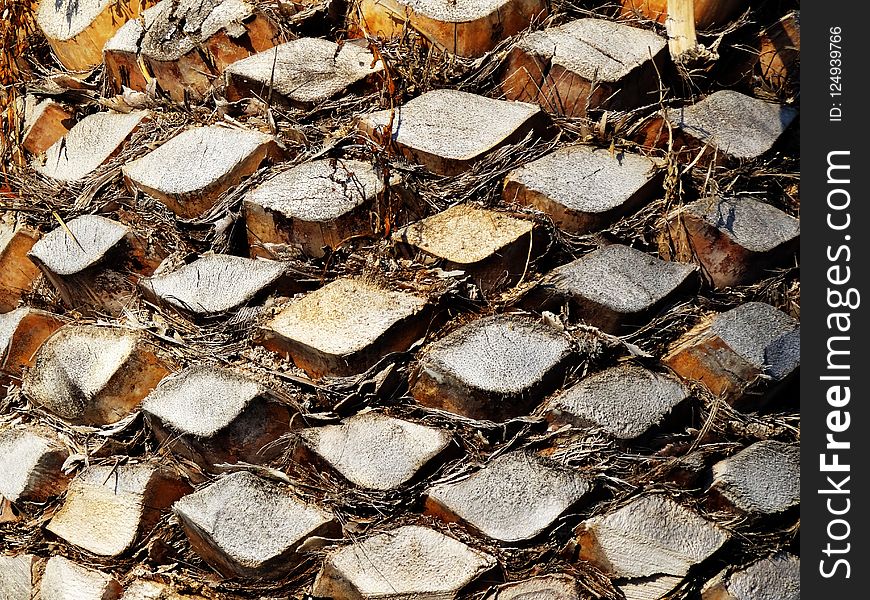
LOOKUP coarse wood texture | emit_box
[224,38,383,108]
[244,159,393,259]
[0,554,38,600]
[0,307,63,378]
[141,366,292,468]
[259,278,430,378]
[503,145,663,234]
[122,126,281,218]
[21,99,73,155]
[357,89,550,176]
[354,0,549,58]
[36,0,155,71]
[662,196,800,289]
[22,324,169,425]
[0,219,41,312]
[635,90,797,165]
[0,427,70,502]
[393,204,540,293]
[26,213,162,313]
[140,0,279,102]
[502,19,667,117]
[46,463,190,556]
[40,556,123,600]
[313,525,496,600]
[410,315,574,421]
[575,495,729,579]
[172,471,339,578]
[102,18,148,92]
[663,302,799,406]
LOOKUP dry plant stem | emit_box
[666,0,699,61]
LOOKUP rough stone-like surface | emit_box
[225,38,382,106]
[141,365,290,466]
[667,196,800,288]
[0,427,69,502]
[260,278,429,378]
[619,575,685,600]
[664,302,800,402]
[426,451,592,543]
[142,366,260,437]
[702,553,799,600]
[21,99,73,155]
[123,126,279,218]
[516,19,664,84]
[0,307,63,378]
[173,471,338,578]
[298,412,452,490]
[359,89,546,176]
[47,463,190,557]
[576,495,729,579]
[25,214,161,313]
[711,303,800,379]
[503,19,666,117]
[711,441,800,514]
[542,244,697,333]
[394,204,538,292]
[355,0,549,58]
[545,364,689,439]
[411,314,573,421]
[22,324,168,425]
[397,205,534,265]
[244,159,388,258]
[492,575,581,600]
[503,145,662,233]
[36,0,150,70]
[28,215,130,276]
[0,554,36,600]
[140,254,288,315]
[34,111,147,182]
[0,218,41,312]
[41,556,122,600]
[313,525,496,599]
[642,91,798,163]
[134,0,279,102]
